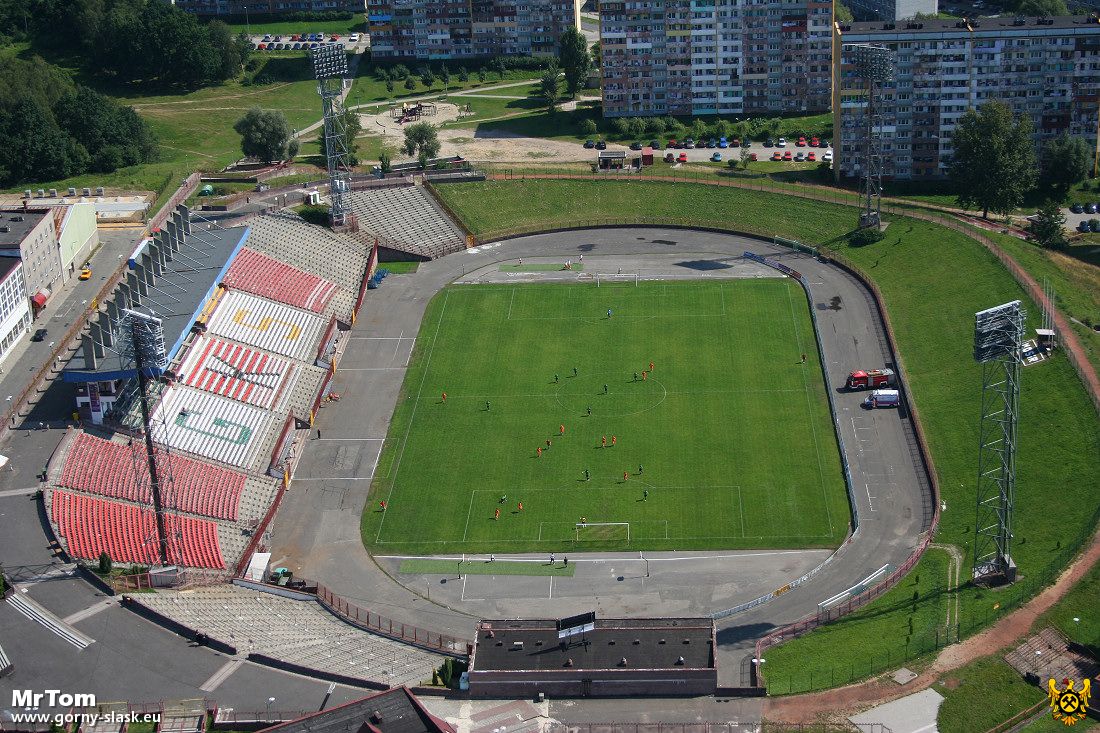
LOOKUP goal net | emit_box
[575,522,630,542]
[596,273,639,287]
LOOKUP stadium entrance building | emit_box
[468,616,717,698]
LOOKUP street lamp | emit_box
[266,696,276,720]
[244,5,251,37]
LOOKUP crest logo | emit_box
[1049,677,1092,726]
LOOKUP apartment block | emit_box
[0,208,63,317]
[846,0,938,22]
[603,0,927,118]
[173,1,366,14]
[833,16,1100,180]
[367,0,580,59]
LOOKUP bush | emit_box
[297,204,330,227]
[580,118,598,136]
[849,227,886,247]
[612,118,631,136]
[98,552,112,574]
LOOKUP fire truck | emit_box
[846,368,896,390]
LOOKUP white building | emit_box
[0,258,32,369]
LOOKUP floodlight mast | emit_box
[131,319,170,567]
[847,44,895,229]
[311,45,354,230]
[971,301,1025,585]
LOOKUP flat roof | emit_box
[261,687,453,733]
[0,256,19,282]
[472,618,714,672]
[0,209,49,249]
[64,224,249,382]
[843,14,1100,35]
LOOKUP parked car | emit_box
[811,137,820,147]
[823,150,834,163]
[32,328,47,342]
[1091,219,1100,232]
[749,152,758,161]
[649,140,663,150]
[257,43,267,50]
[807,151,816,162]
[664,152,675,163]
[1086,202,1099,214]
[274,35,283,41]
[262,35,272,42]
[782,150,793,161]
[79,266,92,280]
[684,139,696,149]
[822,140,831,148]
[630,141,643,150]
[794,151,806,161]
[778,137,789,147]
[707,139,717,148]
[292,42,302,49]
[349,33,361,42]
[718,137,729,148]
[330,34,340,41]
[731,138,742,148]
[1070,203,1085,214]
[667,139,679,149]
[677,152,688,163]
[711,152,722,162]
[584,140,595,148]
[796,137,807,147]
[741,140,750,148]
[770,151,783,161]
[1078,220,1091,232]
[595,140,607,150]
[764,138,775,147]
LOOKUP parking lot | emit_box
[1061,202,1100,232]
[595,136,833,165]
[250,32,366,52]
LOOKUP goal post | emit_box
[575,522,630,542]
[595,273,639,287]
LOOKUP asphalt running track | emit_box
[0,227,932,712]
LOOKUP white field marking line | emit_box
[549,575,553,599]
[367,439,385,482]
[294,477,374,481]
[348,336,416,340]
[315,438,386,441]
[339,367,407,371]
[390,329,404,364]
[377,549,827,563]
[507,286,517,320]
[462,490,478,541]
[865,482,876,512]
[375,531,834,544]
[787,283,833,535]
[376,290,449,543]
[737,486,747,537]
[719,282,727,316]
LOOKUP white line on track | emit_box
[378,549,826,563]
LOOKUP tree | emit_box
[98,552,112,575]
[404,76,416,91]
[646,117,667,135]
[580,118,598,136]
[691,118,708,142]
[1029,203,1068,249]
[539,69,560,113]
[392,64,410,80]
[835,2,854,21]
[458,66,469,83]
[559,27,592,98]
[477,69,486,83]
[590,41,601,67]
[492,57,506,80]
[233,107,294,163]
[1040,134,1090,197]
[1016,0,1067,14]
[627,117,646,138]
[376,67,391,82]
[949,101,1037,219]
[714,120,731,139]
[379,149,393,175]
[420,69,436,89]
[402,121,441,163]
[386,79,395,93]
[612,118,630,136]
[439,65,451,88]
[740,145,753,170]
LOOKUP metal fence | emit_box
[549,724,893,733]
[314,583,472,656]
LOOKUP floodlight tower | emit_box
[119,310,175,567]
[971,300,1026,585]
[311,44,354,229]
[846,44,895,229]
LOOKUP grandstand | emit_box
[47,203,376,577]
[345,185,467,260]
[134,585,445,686]
[222,247,339,315]
[245,211,371,292]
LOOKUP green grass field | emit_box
[398,559,576,576]
[364,279,848,555]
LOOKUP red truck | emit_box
[847,368,896,390]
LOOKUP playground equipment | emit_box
[391,102,438,124]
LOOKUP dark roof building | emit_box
[260,687,455,733]
[469,618,717,698]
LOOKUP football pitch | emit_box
[363,278,849,554]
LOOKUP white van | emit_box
[863,389,900,409]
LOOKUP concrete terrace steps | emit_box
[7,588,95,650]
[346,185,467,259]
[245,212,370,292]
[135,585,444,686]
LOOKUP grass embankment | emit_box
[217,17,366,37]
[365,279,847,555]
[431,178,1100,693]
